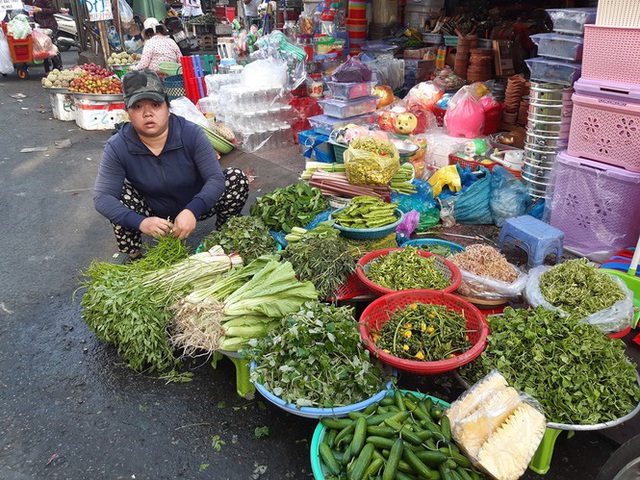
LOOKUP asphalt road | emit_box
[0,54,631,480]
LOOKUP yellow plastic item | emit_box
[428,165,462,197]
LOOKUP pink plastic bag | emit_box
[444,86,485,139]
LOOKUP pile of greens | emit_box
[539,258,626,318]
[250,302,388,408]
[282,236,356,300]
[366,247,450,291]
[459,307,640,425]
[249,183,329,233]
[200,216,277,263]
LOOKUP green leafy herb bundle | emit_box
[250,302,388,408]
[200,216,277,263]
[459,307,640,425]
[539,258,626,318]
[282,236,356,300]
[375,303,472,361]
[366,247,450,291]
[79,237,190,372]
[249,183,328,233]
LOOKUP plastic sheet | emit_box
[170,97,208,127]
[524,265,634,333]
[252,31,307,90]
[457,265,528,301]
[31,29,57,60]
[361,53,404,91]
[490,166,532,227]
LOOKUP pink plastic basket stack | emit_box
[548,3,640,261]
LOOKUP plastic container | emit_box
[318,96,379,119]
[422,33,443,45]
[324,81,376,100]
[549,151,640,259]
[308,113,377,136]
[568,89,640,172]
[530,33,584,62]
[582,25,640,87]
[359,291,488,374]
[356,248,461,296]
[331,209,404,240]
[525,57,582,87]
[546,8,597,34]
[329,139,348,163]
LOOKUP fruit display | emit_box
[69,75,123,95]
[107,52,141,66]
[78,63,113,79]
[41,67,87,89]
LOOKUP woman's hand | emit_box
[171,209,197,239]
[139,216,173,237]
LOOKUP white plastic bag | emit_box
[524,265,634,333]
[170,96,208,127]
[0,30,13,75]
[119,0,134,25]
[457,266,528,301]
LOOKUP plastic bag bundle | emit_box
[490,166,532,227]
[331,56,372,83]
[7,15,32,40]
[524,265,634,333]
[440,169,493,224]
[444,85,485,139]
[31,29,57,60]
[343,136,400,186]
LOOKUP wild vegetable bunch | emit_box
[200,216,277,263]
[366,247,450,291]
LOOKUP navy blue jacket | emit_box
[93,114,226,231]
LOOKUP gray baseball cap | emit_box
[122,69,166,109]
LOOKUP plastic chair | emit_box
[498,215,564,268]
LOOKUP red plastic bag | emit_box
[289,96,323,144]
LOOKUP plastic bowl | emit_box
[251,361,395,419]
[401,239,466,257]
[331,208,404,241]
[359,290,489,375]
[356,248,462,296]
[310,390,451,480]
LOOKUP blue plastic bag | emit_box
[490,166,532,226]
[271,210,332,248]
[441,168,493,224]
[391,179,436,214]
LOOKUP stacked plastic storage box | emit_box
[522,8,595,199]
[548,1,640,261]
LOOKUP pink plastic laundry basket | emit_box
[567,91,640,172]
[549,151,640,258]
[582,25,640,87]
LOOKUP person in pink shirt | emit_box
[133,17,182,73]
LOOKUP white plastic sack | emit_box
[458,265,528,301]
[169,96,208,128]
[7,14,32,40]
[0,30,13,75]
[524,265,634,333]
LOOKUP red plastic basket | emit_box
[448,154,523,179]
[356,248,462,296]
[331,273,374,302]
[359,290,489,374]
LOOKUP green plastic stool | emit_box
[211,352,255,399]
[529,428,575,475]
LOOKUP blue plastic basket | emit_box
[331,208,404,240]
[401,239,466,257]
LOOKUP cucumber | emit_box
[363,457,384,479]
[334,422,356,446]
[349,417,367,456]
[415,450,448,467]
[394,390,406,411]
[440,415,451,442]
[455,467,474,480]
[365,436,395,450]
[325,428,338,449]
[403,448,436,479]
[348,443,374,480]
[449,451,472,469]
[319,443,341,476]
[382,438,404,480]
[366,425,396,438]
[321,418,353,430]
[379,395,395,406]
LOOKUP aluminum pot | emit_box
[529,83,574,102]
[523,162,555,182]
[524,152,557,166]
[527,119,571,135]
[522,170,553,186]
[526,132,568,148]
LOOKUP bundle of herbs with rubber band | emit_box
[250,301,389,409]
[365,247,450,291]
[282,235,356,300]
[199,215,277,263]
[171,258,317,354]
[459,307,640,425]
[317,389,484,480]
[372,303,474,362]
[249,182,329,233]
[332,196,399,230]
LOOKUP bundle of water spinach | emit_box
[333,196,398,229]
[318,389,485,480]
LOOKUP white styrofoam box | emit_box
[48,91,76,121]
[75,98,127,131]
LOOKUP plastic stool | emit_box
[211,352,255,399]
[498,215,564,268]
[529,428,575,475]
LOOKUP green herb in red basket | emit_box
[366,247,449,291]
[374,303,473,361]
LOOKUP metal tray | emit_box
[72,92,124,101]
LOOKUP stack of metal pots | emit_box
[523,82,574,199]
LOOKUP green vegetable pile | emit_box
[539,258,626,318]
[343,233,398,259]
[459,307,640,425]
[249,183,329,233]
[333,196,399,229]
[374,303,472,362]
[251,302,388,408]
[318,390,484,480]
[366,247,450,291]
[282,236,356,300]
[200,216,277,263]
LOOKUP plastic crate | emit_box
[596,0,640,27]
[549,151,640,258]
[329,139,347,163]
[582,25,640,87]
[324,81,376,100]
[567,89,640,172]
[318,96,379,119]
[525,57,582,87]
[546,8,597,34]
[530,33,584,62]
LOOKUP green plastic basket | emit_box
[329,140,347,164]
[444,35,459,47]
[158,62,181,76]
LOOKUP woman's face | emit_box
[127,99,170,138]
